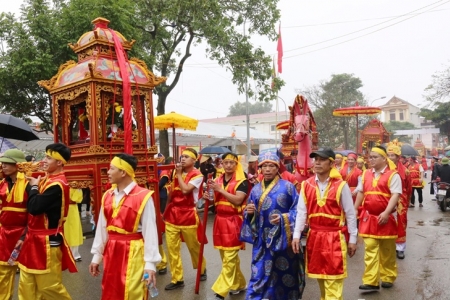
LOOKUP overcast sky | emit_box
[1,0,449,120]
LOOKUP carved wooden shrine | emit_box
[359,119,390,156]
[38,17,166,221]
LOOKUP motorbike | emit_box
[435,181,450,212]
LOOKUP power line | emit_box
[284,0,449,54]
[284,0,450,59]
[282,8,449,29]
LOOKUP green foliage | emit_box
[228,101,273,116]
[0,0,282,157]
[420,102,450,140]
[303,73,366,150]
[424,63,450,103]
[383,120,417,143]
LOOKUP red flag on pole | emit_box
[277,23,283,74]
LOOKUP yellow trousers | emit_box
[362,237,397,286]
[18,247,71,300]
[211,249,246,297]
[317,278,344,300]
[0,264,17,300]
[156,244,167,270]
[165,223,206,283]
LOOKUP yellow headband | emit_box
[357,158,365,163]
[111,156,135,179]
[386,145,401,156]
[371,147,396,170]
[222,154,245,181]
[335,154,343,158]
[182,150,197,160]
[46,150,67,164]
[371,147,387,158]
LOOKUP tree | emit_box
[228,101,272,116]
[383,120,417,144]
[420,103,450,141]
[420,63,450,140]
[0,0,141,132]
[424,63,450,103]
[1,0,283,157]
[303,73,366,150]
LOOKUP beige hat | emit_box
[248,155,259,163]
[200,155,211,164]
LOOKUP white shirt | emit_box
[91,181,161,271]
[184,173,203,204]
[293,175,358,244]
[355,166,402,194]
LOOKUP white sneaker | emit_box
[229,287,246,295]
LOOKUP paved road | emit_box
[12,174,450,299]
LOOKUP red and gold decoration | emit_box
[37,17,166,225]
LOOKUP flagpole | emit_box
[276,23,283,148]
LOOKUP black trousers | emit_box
[411,188,423,204]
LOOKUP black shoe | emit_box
[359,284,380,291]
[396,251,405,259]
[165,281,185,290]
[200,269,207,281]
[75,257,82,262]
[158,267,167,275]
[214,294,225,300]
[381,282,393,288]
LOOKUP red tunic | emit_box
[359,169,398,239]
[408,162,422,188]
[421,158,428,171]
[302,177,348,279]
[0,179,28,265]
[18,173,77,273]
[396,163,411,243]
[163,169,203,227]
[213,173,245,250]
[101,185,153,300]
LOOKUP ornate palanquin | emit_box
[37,17,167,222]
[359,119,390,156]
[413,138,426,157]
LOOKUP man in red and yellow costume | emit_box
[163,148,206,290]
[339,152,362,201]
[18,143,77,299]
[0,149,30,300]
[89,153,161,299]
[408,156,424,208]
[355,146,401,291]
[292,148,357,300]
[387,143,412,259]
[204,152,247,299]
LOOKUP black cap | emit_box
[309,147,335,160]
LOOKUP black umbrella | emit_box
[401,144,419,156]
[0,114,39,149]
[199,146,230,154]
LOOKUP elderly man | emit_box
[205,152,247,300]
[0,149,30,300]
[18,143,77,299]
[293,148,357,300]
[163,148,206,290]
[241,152,305,300]
[387,143,412,259]
[355,146,401,291]
[90,153,161,299]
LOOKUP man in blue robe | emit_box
[240,152,305,300]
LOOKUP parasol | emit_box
[0,114,40,150]
[333,102,381,152]
[154,112,198,158]
[199,146,230,154]
[400,144,419,156]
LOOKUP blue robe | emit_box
[240,178,305,300]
